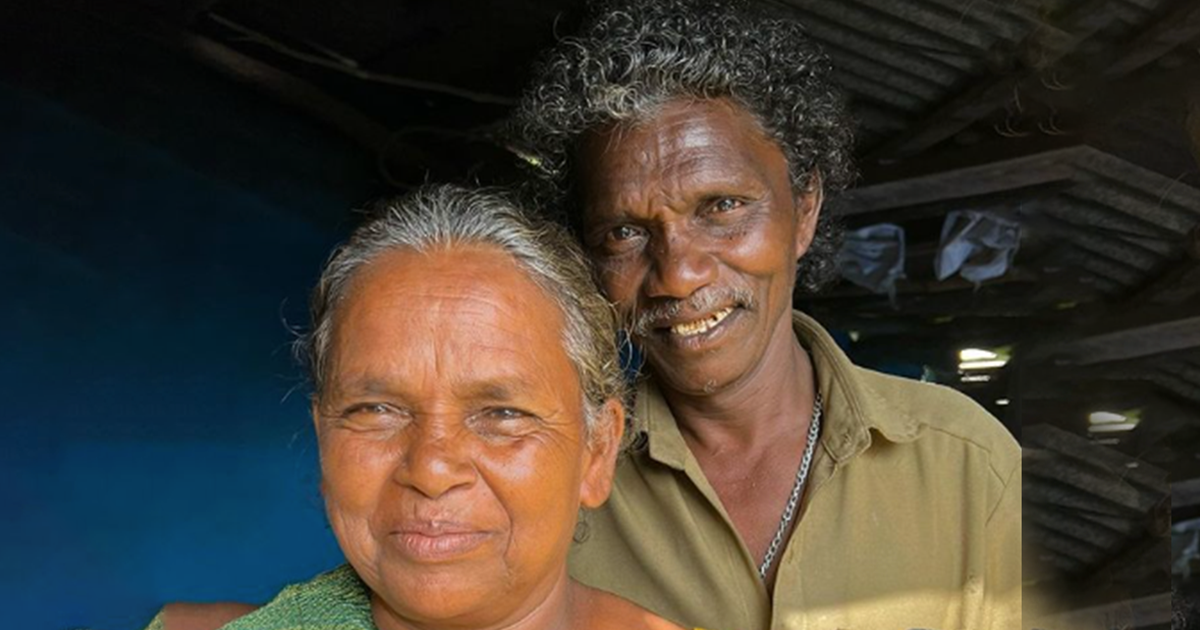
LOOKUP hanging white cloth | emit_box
[934,210,1021,286]
[838,223,905,300]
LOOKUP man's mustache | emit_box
[628,286,757,337]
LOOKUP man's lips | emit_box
[651,305,736,338]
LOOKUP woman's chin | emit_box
[371,577,499,628]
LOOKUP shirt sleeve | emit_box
[984,458,1022,630]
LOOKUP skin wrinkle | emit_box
[579,99,815,404]
[315,245,625,630]
[302,190,628,441]
[159,186,683,630]
[507,0,855,293]
[576,96,823,589]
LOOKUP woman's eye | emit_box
[486,407,529,421]
[338,403,410,430]
[347,403,392,417]
[472,408,538,437]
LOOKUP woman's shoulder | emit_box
[152,602,259,630]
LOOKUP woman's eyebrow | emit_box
[454,379,529,403]
[324,376,405,401]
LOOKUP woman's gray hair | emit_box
[295,184,629,440]
[506,0,856,292]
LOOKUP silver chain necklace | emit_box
[758,391,823,580]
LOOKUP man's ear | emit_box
[793,170,825,257]
[580,398,626,509]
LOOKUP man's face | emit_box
[314,246,616,627]
[577,98,822,396]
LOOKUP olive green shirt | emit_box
[569,311,1021,630]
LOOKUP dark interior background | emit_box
[3,1,1199,629]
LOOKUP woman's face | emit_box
[314,245,621,628]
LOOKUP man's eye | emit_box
[711,198,744,213]
[609,225,643,242]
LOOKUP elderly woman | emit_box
[146,185,688,630]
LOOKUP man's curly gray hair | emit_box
[295,184,628,441]
[506,0,856,292]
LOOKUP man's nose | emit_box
[394,423,475,499]
[645,227,717,299]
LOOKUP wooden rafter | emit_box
[1040,311,1200,366]
[833,144,1083,215]
[866,0,1200,162]
[1189,88,1200,168]
[1102,0,1200,78]
[1029,592,1172,629]
[1174,477,1200,510]
[860,0,1119,160]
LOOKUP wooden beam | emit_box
[1024,424,1171,493]
[832,145,1085,215]
[862,0,1116,160]
[1126,227,1200,305]
[1103,0,1200,78]
[1174,477,1200,509]
[866,0,1200,162]
[1042,307,1200,366]
[844,180,1073,227]
[1189,89,1200,170]
[180,36,391,155]
[1028,592,1172,629]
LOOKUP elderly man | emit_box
[507,1,1021,629]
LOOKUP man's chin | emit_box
[645,352,741,397]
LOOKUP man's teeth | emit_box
[669,307,734,337]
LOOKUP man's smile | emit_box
[664,305,734,338]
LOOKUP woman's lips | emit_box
[389,524,494,562]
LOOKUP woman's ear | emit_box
[793,171,825,257]
[580,398,626,509]
[311,399,328,497]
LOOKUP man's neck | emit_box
[660,314,817,456]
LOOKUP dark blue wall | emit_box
[1,81,374,630]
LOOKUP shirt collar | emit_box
[636,310,922,470]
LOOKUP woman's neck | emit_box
[370,570,575,630]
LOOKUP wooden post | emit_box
[1188,89,1200,171]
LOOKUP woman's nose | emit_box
[393,423,476,499]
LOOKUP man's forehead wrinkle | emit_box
[608,152,764,215]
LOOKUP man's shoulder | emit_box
[851,365,1020,480]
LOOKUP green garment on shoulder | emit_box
[145,565,374,630]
